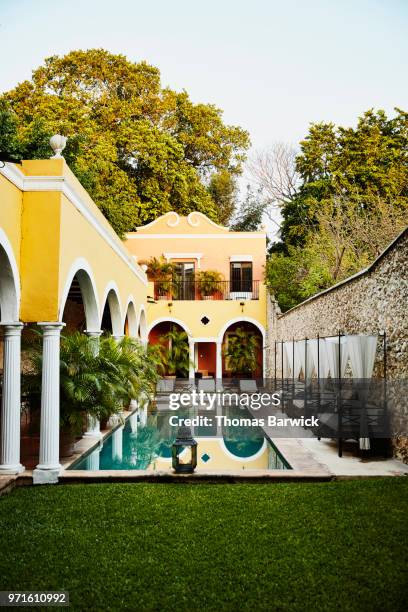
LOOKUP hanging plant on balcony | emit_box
[139,256,174,299]
[223,327,260,376]
[197,270,223,299]
[158,326,192,378]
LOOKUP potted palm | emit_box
[140,256,174,300]
[158,326,192,378]
[115,335,160,414]
[223,327,260,378]
[197,270,223,299]
[25,332,160,458]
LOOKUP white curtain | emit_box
[293,341,303,378]
[308,338,330,378]
[345,335,378,450]
[346,335,377,378]
[300,340,317,380]
[325,337,349,378]
[283,342,293,377]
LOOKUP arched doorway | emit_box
[123,299,138,338]
[59,260,99,332]
[220,320,264,379]
[0,231,23,473]
[148,320,191,378]
[101,284,122,336]
[0,237,20,383]
[0,237,19,323]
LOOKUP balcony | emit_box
[153,280,260,301]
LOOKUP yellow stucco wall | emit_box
[0,173,23,269]
[20,191,62,322]
[146,282,267,338]
[58,193,147,328]
[126,211,266,279]
[0,160,147,328]
[125,211,267,338]
[1,161,266,337]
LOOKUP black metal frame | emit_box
[273,331,388,457]
[154,279,260,301]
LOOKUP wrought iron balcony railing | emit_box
[153,280,260,301]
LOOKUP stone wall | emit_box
[266,228,408,461]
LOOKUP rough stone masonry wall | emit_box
[266,228,408,461]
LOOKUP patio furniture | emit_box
[239,379,258,393]
[156,378,175,393]
[198,378,216,392]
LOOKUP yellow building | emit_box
[0,156,148,482]
[125,211,267,381]
[0,151,268,481]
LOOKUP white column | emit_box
[33,322,65,484]
[112,334,124,343]
[84,330,103,439]
[189,339,195,382]
[0,322,24,474]
[112,425,123,462]
[85,329,103,353]
[216,341,223,390]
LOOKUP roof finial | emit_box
[49,135,67,159]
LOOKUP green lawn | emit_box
[1,479,407,611]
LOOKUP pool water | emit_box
[69,408,291,472]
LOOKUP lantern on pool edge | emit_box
[172,426,197,473]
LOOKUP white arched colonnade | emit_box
[0,252,146,482]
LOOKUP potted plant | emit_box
[139,256,174,300]
[25,332,160,458]
[197,270,223,299]
[158,326,192,378]
[223,327,260,378]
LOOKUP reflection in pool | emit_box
[69,408,291,472]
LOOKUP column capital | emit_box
[85,329,103,338]
[37,322,65,335]
[0,322,24,336]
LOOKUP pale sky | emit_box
[0,0,407,235]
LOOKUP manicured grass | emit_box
[1,479,407,611]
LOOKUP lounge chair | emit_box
[156,378,175,393]
[239,379,258,393]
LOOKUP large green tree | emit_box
[263,109,408,310]
[0,49,249,235]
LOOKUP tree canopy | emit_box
[261,109,408,310]
[0,49,250,236]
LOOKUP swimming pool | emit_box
[69,408,291,472]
